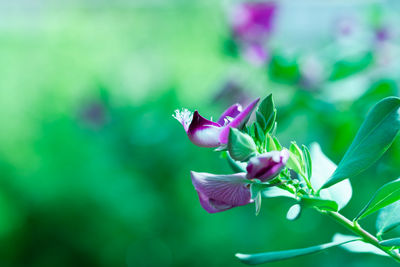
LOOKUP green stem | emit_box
[276,182,400,262]
[301,173,314,194]
[320,210,400,263]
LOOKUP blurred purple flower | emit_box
[376,27,390,43]
[173,98,259,147]
[337,18,355,37]
[246,150,289,182]
[243,43,269,66]
[230,2,277,65]
[231,2,277,42]
[191,149,289,213]
[80,101,108,129]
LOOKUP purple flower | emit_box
[243,43,269,66]
[246,149,289,182]
[173,98,259,147]
[229,2,277,65]
[191,172,251,213]
[376,27,390,43]
[231,2,277,43]
[191,149,289,213]
[79,100,108,129]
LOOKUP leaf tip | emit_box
[235,253,251,263]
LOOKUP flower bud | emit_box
[246,149,289,181]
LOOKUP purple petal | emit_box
[243,43,268,66]
[376,27,390,42]
[187,111,222,147]
[219,98,260,144]
[246,149,289,181]
[191,171,251,213]
[232,2,277,43]
[217,103,242,126]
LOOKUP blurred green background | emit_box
[1,0,400,266]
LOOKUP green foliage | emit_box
[310,143,352,210]
[254,122,266,144]
[302,145,312,180]
[323,97,400,189]
[286,151,302,174]
[329,52,373,81]
[355,178,400,221]
[332,233,386,256]
[222,151,247,172]
[376,201,400,236]
[286,204,301,221]
[268,54,301,84]
[228,128,257,162]
[265,134,277,151]
[287,142,305,175]
[272,136,282,150]
[300,196,339,212]
[256,94,277,133]
[380,238,400,247]
[236,238,357,265]
[250,181,271,216]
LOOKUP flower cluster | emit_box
[174,96,293,213]
[173,98,259,148]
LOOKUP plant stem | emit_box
[320,210,400,262]
[275,182,400,262]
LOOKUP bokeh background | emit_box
[1,0,400,266]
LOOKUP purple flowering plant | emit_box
[174,94,400,264]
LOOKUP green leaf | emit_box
[248,124,256,140]
[286,204,301,221]
[286,150,303,175]
[265,134,276,151]
[310,143,352,210]
[224,152,247,173]
[300,196,339,212]
[322,97,400,189]
[268,54,301,85]
[329,52,373,81]
[257,94,276,133]
[289,142,306,175]
[254,191,262,216]
[228,128,257,162]
[355,178,400,221]
[263,187,295,199]
[290,142,303,163]
[270,122,277,136]
[302,145,312,179]
[273,136,282,150]
[256,111,267,130]
[254,122,265,144]
[333,233,387,256]
[250,181,268,216]
[376,201,400,236]
[236,238,358,264]
[265,111,277,134]
[380,238,400,247]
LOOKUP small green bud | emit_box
[266,134,277,151]
[228,128,257,162]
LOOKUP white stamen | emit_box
[173,108,193,131]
